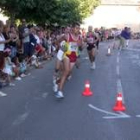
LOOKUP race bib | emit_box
[69,42,77,52]
[87,37,94,44]
[57,50,64,61]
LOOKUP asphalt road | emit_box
[0,40,140,140]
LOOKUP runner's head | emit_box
[88,26,93,32]
[71,22,80,35]
[65,26,71,34]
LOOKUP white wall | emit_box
[83,5,140,32]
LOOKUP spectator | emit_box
[0,24,11,71]
[19,19,30,62]
[119,27,131,49]
[9,25,19,59]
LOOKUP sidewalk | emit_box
[0,57,52,89]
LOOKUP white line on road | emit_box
[42,92,49,98]
[117,57,120,64]
[89,104,120,116]
[103,115,130,119]
[118,111,127,116]
[118,51,120,56]
[116,52,125,104]
[116,65,120,76]
[126,48,140,52]
[82,57,89,60]
[13,112,29,126]
[88,104,130,119]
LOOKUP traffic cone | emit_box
[107,46,111,56]
[113,93,126,111]
[82,81,93,96]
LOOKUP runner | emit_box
[94,28,100,52]
[85,26,99,70]
[53,26,70,92]
[53,23,82,98]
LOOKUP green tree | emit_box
[0,0,100,25]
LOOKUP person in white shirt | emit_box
[0,24,11,70]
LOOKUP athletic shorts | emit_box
[23,42,30,57]
[87,44,96,51]
[66,52,77,63]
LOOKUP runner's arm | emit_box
[55,34,68,51]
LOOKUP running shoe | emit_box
[91,62,96,70]
[53,83,58,92]
[55,91,64,98]
[15,77,22,81]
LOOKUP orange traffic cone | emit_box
[113,93,126,111]
[107,46,111,56]
[82,81,93,96]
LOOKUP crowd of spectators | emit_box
[0,19,59,88]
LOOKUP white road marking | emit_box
[116,65,120,76]
[89,104,130,119]
[89,104,119,116]
[117,57,120,64]
[126,48,140,52]
[42,92,49,98]
[118,51,120,56]
[116,79,123,93]
[118,111,127,115]
[130,54,139,59]
[13,112,29,126]
[0,91,7,97]
[136,115,140,118]
[116,52,125,104]
[82,57,89,60]
[103,115,130,119]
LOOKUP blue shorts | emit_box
[24,42,35,57]
[10,47,17,58]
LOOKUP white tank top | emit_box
[0,34,5,51]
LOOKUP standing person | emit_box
[9,25,19,59]
[126,27,131,47]
[94,28,100,52]
[0,24,14,86]
[54,23,82,98]
[18,19,30,61]
[85,26,99,70]
[0,24,11,71]
[119,27,131,49]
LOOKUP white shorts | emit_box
[57,49,64,61]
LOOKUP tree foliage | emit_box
[0,0,100,25]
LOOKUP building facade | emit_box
[83,0,140,32]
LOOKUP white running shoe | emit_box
[15,77,22,81]
[91,62,96,70]
[53,77,56,85]
[67,75,72,81]
[53,83,58,92]
[20,73,27,78]
[55,91,64,98]
[9,83,15,86]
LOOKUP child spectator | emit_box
[3,48,21,81]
